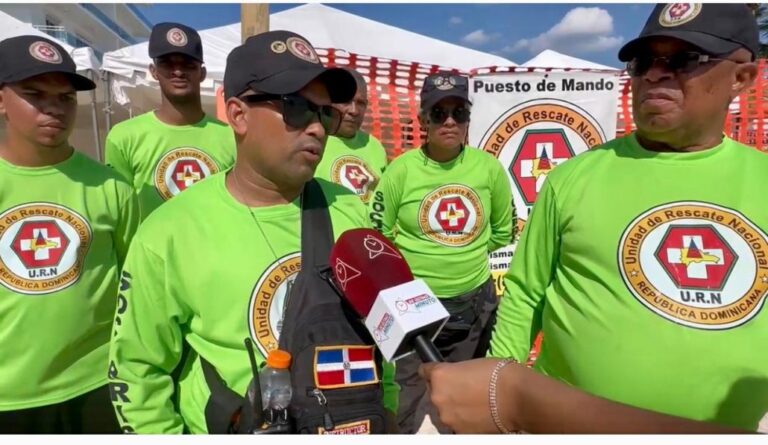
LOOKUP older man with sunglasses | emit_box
[314,68,388,204]
[107,31,398,433]
[487,3,768,432]
[371,72,515,433]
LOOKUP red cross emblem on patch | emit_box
[669,3,690,19]
[345,165,371,189]
[511,129,574,205]
[39,46,55,59]
[172,159,205,191]
[294,41,311,57]
[435,197,469,232]
[655,225,736,290]
[11,221,69,269]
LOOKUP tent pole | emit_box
[241,4,269,42]
[89,69,103,162]
[103,71,112,133]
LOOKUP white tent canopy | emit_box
[102,3,516,109]
[522,49,617,70]
[0,11,100,72]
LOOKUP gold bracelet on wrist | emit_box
[489,358,518,434]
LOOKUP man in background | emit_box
[105,22,235,220]
[314,68,388,204]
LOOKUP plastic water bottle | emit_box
[260,349,292,410]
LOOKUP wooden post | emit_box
[241,3,269,43]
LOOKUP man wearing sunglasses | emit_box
[314,68,388,204]
[489,3,768,432]
[105,22,235,221]
[371,72,515,433]
[107,30,399,433]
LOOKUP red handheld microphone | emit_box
[329,228,448,362]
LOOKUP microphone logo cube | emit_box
[364,279,449,361]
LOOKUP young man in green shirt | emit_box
[490,4,768,431]
[314,68,388,203]
[371,72,515,433]
[0,36,139,433]
[105,22,235,220]
[108,31,398,434]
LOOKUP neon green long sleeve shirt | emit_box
[0,151,139,410]
[369,146,515,297]
[490,135,768,431]
[108,173,397,433]
[104,112,235,220]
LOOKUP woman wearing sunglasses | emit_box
[370,72,515,434]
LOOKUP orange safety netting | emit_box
[216,50,768,157]
[319,50,768,158]
[215,50,768,365]
[312,51,766,365]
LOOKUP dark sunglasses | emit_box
[428,106,471,125]
[626,51,729,77]
[239,93,342,135]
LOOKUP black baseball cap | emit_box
[0,35,95,90]
[223,30,356,102]
[619,3,759,62]
[148,22,203,62]
[420,72,471,111]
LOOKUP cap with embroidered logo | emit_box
[420,72,471,111]
[618,3,759,62]
[0,35,95,90]
[223,30,356,102]
[148,22,203,62]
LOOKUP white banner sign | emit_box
[468,71,621,286]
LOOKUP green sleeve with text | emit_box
[369,162,403,240]
[109,241,190,433]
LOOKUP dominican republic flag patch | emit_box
[314,345,379,389]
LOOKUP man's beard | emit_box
[165,90,199,106]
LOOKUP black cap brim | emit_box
[421,91,472,112]
[247,65,356,103]
[150,50,204,63]
[618,31,743,62]
[2,66,95,91]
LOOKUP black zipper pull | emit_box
[308,388,335,431]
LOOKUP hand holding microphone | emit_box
[328,228,449,363]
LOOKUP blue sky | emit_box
[136,3,656,68]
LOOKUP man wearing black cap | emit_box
[371,71,514,433]
[105,22,235,220]
[0,35,139,433]
[314,68,388,204]
[490,3,768,432]
[107,30,398,434]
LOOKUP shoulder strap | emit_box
[198,180,336,435]
[301,179,334,269]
